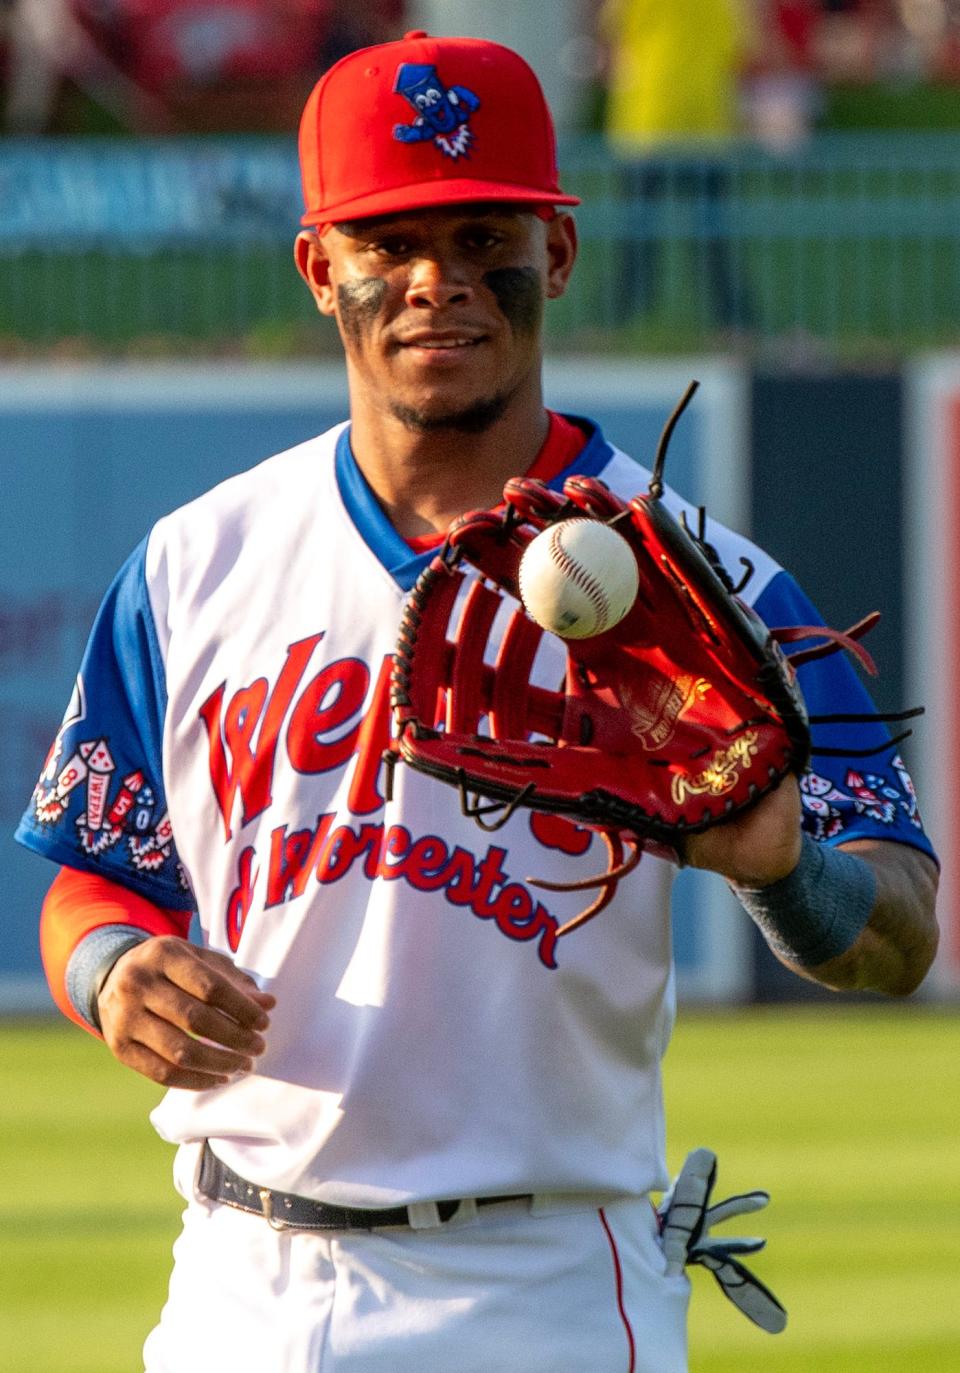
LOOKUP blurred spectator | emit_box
[814,0,960,84]
[600,0,755,332]
[94,0,335,130]
[742,0,823,150]
[815,0,906,81]
[2,0,163,132]
[85,0,392,131]
[3,0,69,131]
[885,0,960,79]
[2,0,406,133]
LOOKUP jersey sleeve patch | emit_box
[753,570,935,860]
[15,539,194,909]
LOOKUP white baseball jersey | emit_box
[17,417,933,1207]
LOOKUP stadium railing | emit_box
[2,134,959,356]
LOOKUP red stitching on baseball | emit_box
[549,522,611,629]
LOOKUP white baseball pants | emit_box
[142,1143,690,1373]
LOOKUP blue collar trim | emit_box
[334,418,614,593]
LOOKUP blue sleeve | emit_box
[14,540,194,909]
[754,571,936,861]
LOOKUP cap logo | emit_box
[392,62,479,160]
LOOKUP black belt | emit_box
[197,1142,533,1232]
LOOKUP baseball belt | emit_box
[197,1141,533,1232]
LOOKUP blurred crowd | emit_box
[0,0,403,132]
[1,0,960,136]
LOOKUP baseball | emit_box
[518,518,640,639]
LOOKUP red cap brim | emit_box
[301,179,579,227]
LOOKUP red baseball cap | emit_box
[299,30,580,226]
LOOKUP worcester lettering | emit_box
[203,635,564,966]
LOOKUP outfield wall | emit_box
[1,358,947,1011]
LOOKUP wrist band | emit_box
[732,832,876,968]
[65,925,150,1032]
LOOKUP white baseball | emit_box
[518,518,639,639]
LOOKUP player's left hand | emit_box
[658,1147,787,1334]
[682,774,803,889]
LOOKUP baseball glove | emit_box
[388,382,903,936]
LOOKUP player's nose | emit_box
[404,256,475,309]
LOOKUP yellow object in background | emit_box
[603,0,748,149]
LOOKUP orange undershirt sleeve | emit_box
[40,866,192,1034]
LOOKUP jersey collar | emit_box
[334,419,615,592]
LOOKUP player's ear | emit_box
[544,213,578,301]
[294,231,337,316]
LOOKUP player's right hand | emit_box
[97,937,275,1091]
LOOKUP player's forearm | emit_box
[782,840,939,997]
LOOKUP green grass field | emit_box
[1,1006,958,1372]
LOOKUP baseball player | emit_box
[16,31,938,1373]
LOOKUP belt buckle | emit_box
[259,1187,292,1232]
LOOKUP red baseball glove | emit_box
[388,384,888,935]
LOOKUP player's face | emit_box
[295,206,577,434]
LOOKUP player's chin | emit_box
[389,386,513,435]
